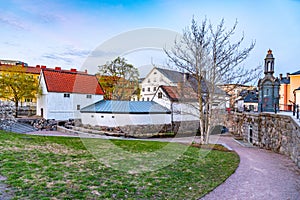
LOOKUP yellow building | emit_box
[0,64,41,107]
[279,70,300,111]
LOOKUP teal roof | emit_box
[81,100,171,114]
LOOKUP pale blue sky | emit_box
[1,0,300,77]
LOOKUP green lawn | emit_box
[0,132,239,200]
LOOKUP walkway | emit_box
[201,136,300,200]
[3,131,300,200]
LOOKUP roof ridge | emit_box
[43,69,92,76]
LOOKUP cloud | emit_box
[89,49,122,58]
[42,54,73,64]
[0,15,28,30]
[41,47,91,65]
[61,48,91,57]
[2,41,20,47]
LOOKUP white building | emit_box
[37,69,104,120]
[80,100,171,127]
[138,67,185,101]
[152,85,200,122]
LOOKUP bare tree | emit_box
[165,17,261,144]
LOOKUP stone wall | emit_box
[117,120,200,137]
[70,120,200,138]
[233,112,300,168]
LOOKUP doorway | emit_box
[248,125,253,143]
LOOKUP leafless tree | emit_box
[165,17,261,144]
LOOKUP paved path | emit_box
[3,131,300,200]
[201,136,300,200]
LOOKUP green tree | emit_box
[165,17,261,144]
[98,57,139,100]
[0,66,40,117]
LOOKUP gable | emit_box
[142,67,174,85]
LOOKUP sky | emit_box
[1,0,300,78]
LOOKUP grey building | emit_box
[258,49,280,112]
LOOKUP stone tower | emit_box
[258,49,280,112]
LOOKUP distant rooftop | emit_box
[280,77,290,84]
[290,70,300,76]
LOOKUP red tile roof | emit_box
[160,85,198,102]
[42,70,104,95]
[25,66,41,74]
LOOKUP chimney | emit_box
[85,69,88,73]
[279,73,283,79]
[55,67,61,71]
[70,68,77,72]
[287,73,290,79]
[41,65,46,69]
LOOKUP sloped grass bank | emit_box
[0,132,239,199]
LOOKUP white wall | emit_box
[81,113,171,127]
[41,93,103,120]
[295,91,300,106]
[139,68,175,101]
[172,102,199,121]
[152,87,199,122]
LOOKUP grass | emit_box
[0,131,239,199]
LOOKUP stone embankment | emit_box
[231,112,300,168]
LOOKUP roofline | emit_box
[41,70,104,95]
[80,111,171,114]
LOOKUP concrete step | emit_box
[5,122,37,133]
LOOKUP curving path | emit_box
[201,136,300,200]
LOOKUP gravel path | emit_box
[201,136,300,200]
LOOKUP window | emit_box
[154,71,157,75]
[25,98,32,102]
[153,87,156,91]
[147,87,150,92]
[158,92,163,99]
[142,88,145,92]
[142,98,145,101]
[112,116,115,118]
[77,105,80,110]
[147,79,150,83]
[86,94,92,98]
[101,116,104,118]
[64,93,70,98]
[147,97,150,101]
[153,78,157,82]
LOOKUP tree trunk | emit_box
[15,100,18,118]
